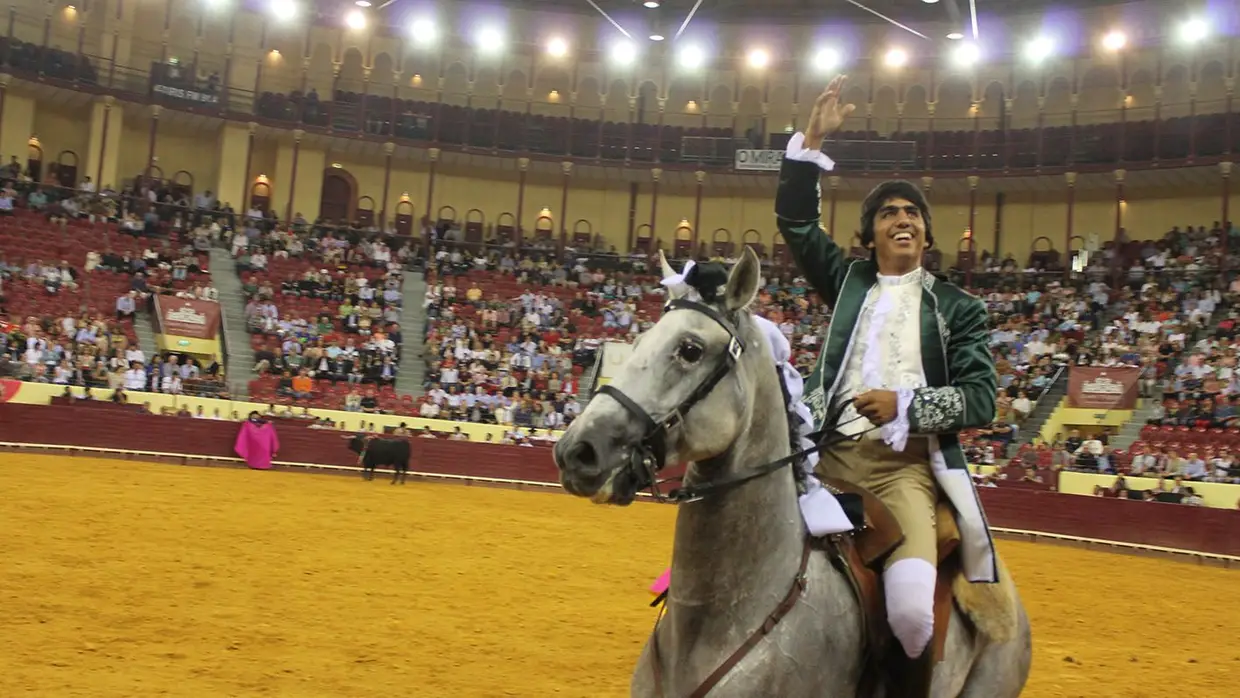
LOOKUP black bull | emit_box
[346,434,411,484]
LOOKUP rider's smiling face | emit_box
[869,196,926,275]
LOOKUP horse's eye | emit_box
[676,340,704,364]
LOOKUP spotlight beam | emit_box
[840,0,930,41]
[968,0,979,39]
[583,0,634,40]
[672,0,706,40]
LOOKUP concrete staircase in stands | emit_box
[133,306,159,362]
[395,270,426,396]
[1111,399,1161,451]
[1017,367,1070,445]
[208,247,253,399]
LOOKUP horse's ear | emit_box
[724,246,761,312]
[659,249,686,301]
[659,249,676,279]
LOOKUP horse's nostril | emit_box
[568,441,599,472]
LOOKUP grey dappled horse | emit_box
[553,247,1031,697]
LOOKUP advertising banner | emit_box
[156,297,221,340]
[1067,367,1140,410]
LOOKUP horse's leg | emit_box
[400,463,408,484]
[955,604,1032,698]
[391,463,398,484]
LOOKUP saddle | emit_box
[819,478,962,696]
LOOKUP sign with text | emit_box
[1068,367,1140,410]
[156,297,221,340]
[153,83,220,105]
[734,149,784,171]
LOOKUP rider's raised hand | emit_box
[804,75,856,145]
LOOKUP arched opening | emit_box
[494,211,516,244]
[356,195,376,227]
[56,150,78,189]
[26,139,43,183]
[172,170,194,200]
[394,198,415,237]
[572,219,593,246]
[742,228,764,257]
[956,232,975,272]
[673,221,692,258]
[710,227,733,258]
[464,208,485,244]
[250,179,272,212]
[319,167,358,224]
[142,163,165,185]
[436,205,457,229]
[634,223,654,252]
[534,212,554,240]
[1029,235,1060,270]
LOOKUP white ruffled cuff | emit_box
[785,132,836,173]
[799,476,856,536]
[881,387,916,452]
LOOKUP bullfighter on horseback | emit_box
[778,75,1000,695]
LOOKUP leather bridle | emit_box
[594,297,867,505]
[594,297,746,504]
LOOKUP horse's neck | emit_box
[667,377,801,612]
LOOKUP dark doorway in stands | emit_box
[56,150,78,189]
[319,167,357,225]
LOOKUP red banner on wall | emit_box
[1067,367,1141,410]
[155,297,221,339]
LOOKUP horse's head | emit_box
[554,247,773,505]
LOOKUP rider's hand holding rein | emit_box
[803,75,857,147]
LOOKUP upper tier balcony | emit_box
[3,34,1238,177]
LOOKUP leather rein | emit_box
[595,297,874,697]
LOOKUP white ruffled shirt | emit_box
[784,131,917,454]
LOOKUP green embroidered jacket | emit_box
[775,158,997,469]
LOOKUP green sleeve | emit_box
[775,158,850,306]
[908,297,997,434]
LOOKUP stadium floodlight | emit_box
[747,48,770,70]
[410,18,438,46]
[345,9,366,31]
[883,47,908,69]
[1025,36,1054,64]
[678,44,705,70]
[268,0,296,20]
[476,27,504,55]
[952,42,980,68]
[547,37,569,58]
[1179,18,1208,44]
[1102,30,1127,51]
[813,47,841,72]
[611,40,638,66]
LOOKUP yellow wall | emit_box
[8,382,552,443]
[1059,471,1240,510]
[1039,399,1137,444]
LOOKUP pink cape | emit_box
[650,568,670,596]
[235,420,280,470]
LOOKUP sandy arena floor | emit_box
[1,453,1237,697]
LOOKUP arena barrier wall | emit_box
[2,403,1238,559]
